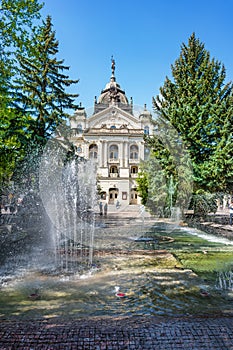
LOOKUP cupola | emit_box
[94,57,133,114]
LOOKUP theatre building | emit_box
[69,59,154,208]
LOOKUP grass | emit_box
[146,226,233,284]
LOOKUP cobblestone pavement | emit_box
[0,315,233,349]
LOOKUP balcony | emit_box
[108,158,119,163]
[130,173,138,178]
[109,173,119,178]
[129,158,140,164]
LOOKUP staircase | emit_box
[103,204,152,218]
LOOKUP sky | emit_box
[40,0,233,115]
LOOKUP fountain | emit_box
[1,202,233,318]
[0,134,97,283]
[39,138,97,272]
[0,120,233,319]
[216,268,233,291]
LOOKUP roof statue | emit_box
[93,56,132,114]
[111,56,115,77]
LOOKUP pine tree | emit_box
[14,15,79,145]
[0,0,43,187]
[152,33,233,192]
[139,116,193,215]
[137,157,168,215]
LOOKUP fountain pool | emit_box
[0,220,232,320]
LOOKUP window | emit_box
[130,145,138,159]
[144,126,149,135]
[100,192,106,200]
[89,144,98,159]
[77,124,83,134]
[131,166,138,174]
[122,192,127,200]
[109,144,118,160]
[110,125,116,129]
[110,166,118,173]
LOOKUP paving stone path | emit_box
[0,315,233,349]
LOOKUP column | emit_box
[139,141,144,160]
[103,141,108,167]
[124,141,129,167]
[98,140,103,167]
[119,142,123,168]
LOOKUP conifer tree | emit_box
[0,0,43,186]
[14,15,79,145]
[151,33,233,193]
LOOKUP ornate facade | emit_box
[69,59,154,207]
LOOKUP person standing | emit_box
[229,201,233,225]
[99,201,103,216]
[104,203,108,216]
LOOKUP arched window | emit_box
[109,144,118,160]
[131,166,138,174]
[100,192,106,200]
[77,124,83,134]
[130,145,138,159]
[110,125,116,129]
[144,125,149,135]
[89,144,98,159]
[110,165,118,173]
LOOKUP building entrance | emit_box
[109,188,119,204]
[130,189,138,204]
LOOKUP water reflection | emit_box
[0,220,232,319]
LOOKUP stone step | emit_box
[96,203,152,218]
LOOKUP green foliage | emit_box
[137,156,181,216]
[136,168,149,205]
[0,108,31,185]
[138,114,193,216]
[0,3,79,190]
[13,15,79,144]
[152,33,233,193]
[0,0,43,45]
[189,192,218,217]
[0,0,43,85]
[0,0,43,188]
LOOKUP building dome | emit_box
[98,78,129,104]
[94,58,132,114]
[139,104,152,122]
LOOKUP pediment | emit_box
[87,105,140,129]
